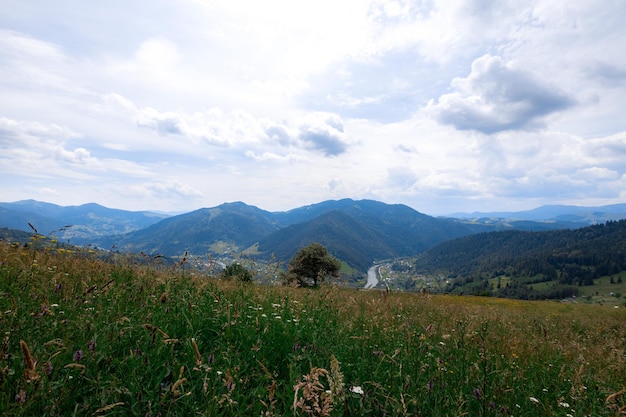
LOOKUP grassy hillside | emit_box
[1,241,625,416]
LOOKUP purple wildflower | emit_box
[73,349,83,362]
[45,361,53,376]
[15,390,26,403]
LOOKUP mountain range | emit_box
[2,199,625,272]
[448,204,626,224]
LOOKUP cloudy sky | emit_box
[1,1,625,215]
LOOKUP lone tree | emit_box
[222,263,253,282]
[284,242,341,287]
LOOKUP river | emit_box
[364,264,379,289]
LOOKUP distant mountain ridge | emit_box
[448,203,626,224]
[0,199,168,243]
[2,198,625,272]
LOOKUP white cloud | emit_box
[427,54,574,133]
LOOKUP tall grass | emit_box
[1,241,625,416]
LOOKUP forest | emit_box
[413,219,626,299]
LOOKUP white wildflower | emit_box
[350,386,364,395]
[529,397,541,404]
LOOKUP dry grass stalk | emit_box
[171,366,187,397]
[64,363,86,374]
[20,340,39,382]
[92,402,125,415]
[293,367,333,417]
[606,389,626,415]
[141,323,169,339]
[191,338,202,365]
[329,355,344,403]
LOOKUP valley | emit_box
[2,198,626,303]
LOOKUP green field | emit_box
[1,241,625,416]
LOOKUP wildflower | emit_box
[559,401,570,408]
[15,390,26,403]
[40,304,51,316]
[350,386,364,395]
[274,316,281,320]
[45,361,53,376]
[88,339,96,352]
[473,388,481,399]
[529,397,540,404]
[73,350,84,362]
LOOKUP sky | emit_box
[1,0,626,216]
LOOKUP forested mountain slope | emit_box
[414,219,626,298]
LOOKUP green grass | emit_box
[1,241,625,416]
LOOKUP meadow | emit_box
[1,241,625,416]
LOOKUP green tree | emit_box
[222,263,253,282]
[284,243,341,287]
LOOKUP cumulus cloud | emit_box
[297,113,351,156]
[106,94,353,157]
[135,108,183,135]
[55,147,96,165]
[428,54,575,134]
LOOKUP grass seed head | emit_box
[19,340,39,382]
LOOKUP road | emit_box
[364,264,379,289]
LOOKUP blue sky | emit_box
[1,0,625,215]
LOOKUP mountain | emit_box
[261,199,498,270]
[99,202,280,255]
[257,210,398,271]
[4,198,626,274]
[448,204,626,225]
[104,199,498,271]
[0,200,169,243]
